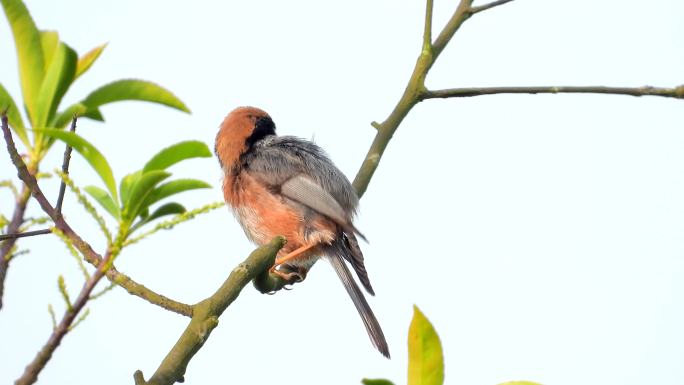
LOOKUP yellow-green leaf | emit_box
[84,185,120,219]
[82,79,190,116]
[143,140,212,172]
[36,129,118,203]
[40,30,59,71]
[75,43,107,79]
[1,0,45,126]
[408,305,444,385]
[0,83,28,146]
[33,42,77,129]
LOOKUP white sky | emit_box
[1,1,683,385]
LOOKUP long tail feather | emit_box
[327,254,390,358]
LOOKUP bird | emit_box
[215,106,390,358]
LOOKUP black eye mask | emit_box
[246,116,276,148]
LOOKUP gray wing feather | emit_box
[244,136,359,215]
[281,175,349,226]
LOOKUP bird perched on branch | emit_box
[215,106,389,358]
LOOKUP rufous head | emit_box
[215,106,275,170]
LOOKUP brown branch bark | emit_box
[1,115,193,316]
[0,118,77,305]
[55,117,77,213]
[0,228,51,241]
[15,255,109,385]
[0,184,31,309]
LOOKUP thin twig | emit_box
[16,255,109,385]
[353,0,475,196]
[0,228,51,241]
[55,117,77,213]
[470,0,516,14]
[0,184,31,309]
[1,114,193,317]
[421,85,684,100]
[423,0,434,52]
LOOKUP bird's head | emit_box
[215,106,276,170]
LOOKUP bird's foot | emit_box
[270,264,307,283]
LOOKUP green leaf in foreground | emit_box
[36,129,118,203]
[81,79,190,115]
[362,379,396,385]
[408,305,444,385]
[143,140,212,172]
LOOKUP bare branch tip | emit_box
[470,0,516,14]
[133,370,148,385]
[423,0,434,48]
[675,84,684,99]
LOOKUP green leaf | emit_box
[36,129,118,203]
[147,202,186,221]
[122,170,170,221]
[81,79,190,118]
[119,171,142,207]
[84,185,120,219]
[142,179,211,208]
[497,382,543,385]
[51,102,87,128]
[0,83,28,146]
[408,305,444,385]
[40,30,59,71]
[143,140,212,172]
[362,379,396,385]
[33,42,77,128]
[75,43,107,79]
[82,107,104,121]
[1,0,45,126]
[130,202,186,233]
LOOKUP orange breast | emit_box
[224,171,305,255]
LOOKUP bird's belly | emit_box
[227,173,336,256]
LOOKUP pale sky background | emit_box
[1,1,683,384]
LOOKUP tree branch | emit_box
[423,0,434,52]
[15,253,110,385]
[0,228,51,241]
[353,0,475,196]
[421,85,684,100]
[55,117,77,213]
[1,114,193,317]
[0,183,31,309]
[134,237,286,385]
[470,0,515,14]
